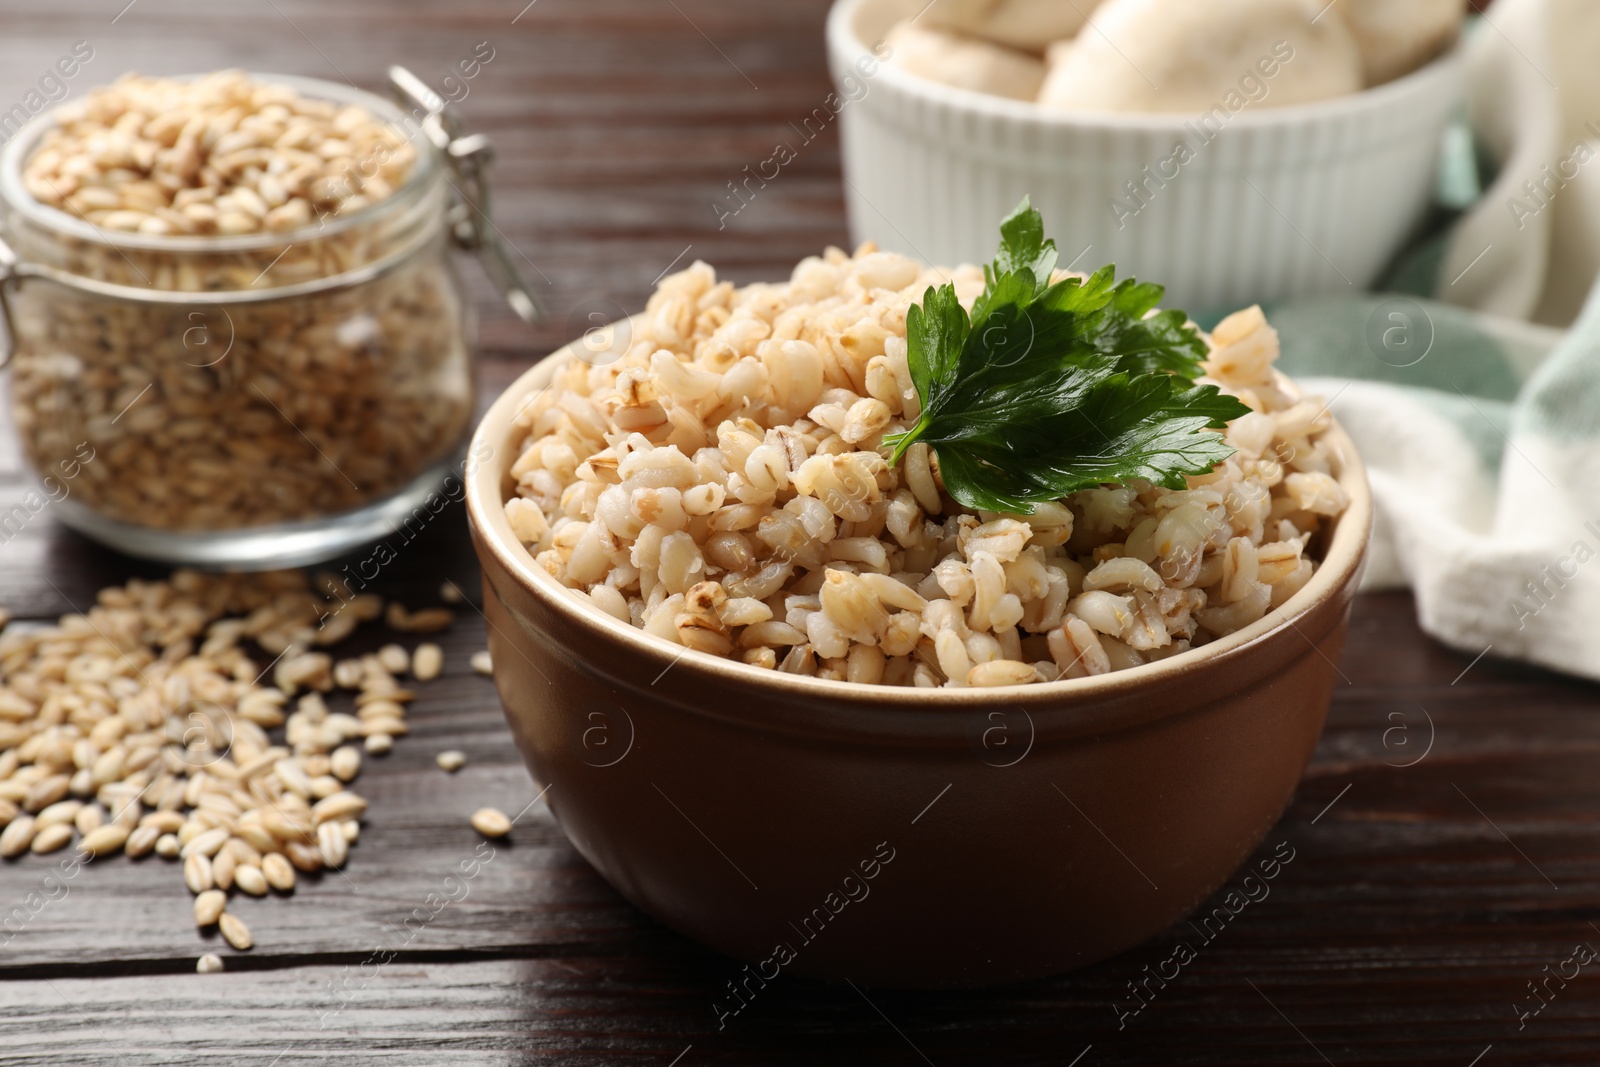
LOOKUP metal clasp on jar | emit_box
[388,65,543,324]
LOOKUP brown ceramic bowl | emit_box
[467,329,1372,989]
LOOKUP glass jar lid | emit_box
[0,66,540,361]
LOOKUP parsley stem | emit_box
[885,412,930,467]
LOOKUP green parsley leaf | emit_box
[884,198,1251,515]
[988,198,1058,294]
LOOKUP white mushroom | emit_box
[885,21,1047,101]
[1037,0,1363,113]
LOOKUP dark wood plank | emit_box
[3,595,1599,1067]
[5,864,1600,1067]
[0,697,636,969]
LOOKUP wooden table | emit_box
[1,1,1596,1063]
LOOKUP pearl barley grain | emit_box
[412,643,443,682]
[262,852,297,892]
[125,824,160,858]
[23,72,414,233]
[211,847,237,892]
[234,863,269,897]
[219,912,253,951]
[194,890,226,927]
[470,807,512,839]
[331,746,361,782]
[77,824,129,859]
[197,953,224,974]
[184,853,215,895]
[387,605,454,634]
[74,803,106,836]
[377,644,410,675]
[181,827,229,860]
[0,567,459,953]
[9,73,468,537]
[30,823,73,854]
[436,750,466,773]
[35,800,81,830]
[312,792,366,824]
[316,821,348,869]
[0,815,35,858]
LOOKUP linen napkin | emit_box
[1263,0,1600,680]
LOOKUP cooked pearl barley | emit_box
[505,249,1348,686]
[197,953,225,974]
[967,660,1042,688]
[436,750,467,773]
[470,807,512,838]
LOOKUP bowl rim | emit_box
[825,0,1468,133]
[465,317,1374,712]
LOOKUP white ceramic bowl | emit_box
[827,0,1466,310]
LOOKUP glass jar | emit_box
[0,70,536,568]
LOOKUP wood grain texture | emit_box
[0,0,1596,1063]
